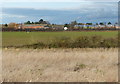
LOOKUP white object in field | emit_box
[64,27,68,30]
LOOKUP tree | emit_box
[4,24,8,27]
[86,23,92,25]
[78,23,84,25]
[96,23,98,25]
[39,19,48,24]
[31,22,34,24]
[64,24,70,28]
[39,19,44,23]
[35,22,39,24]
[25,21,31,24]
[99,22,104,25]
[108,22,112,25]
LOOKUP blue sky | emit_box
[1,0,119,24]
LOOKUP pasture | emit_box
[2,31,118,47]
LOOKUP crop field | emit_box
[2,48,118,82]
[2,31,118,47]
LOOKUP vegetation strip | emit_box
[3,35,118,49]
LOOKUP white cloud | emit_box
[2,13,26,18]
[2,1,118,11]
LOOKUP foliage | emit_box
[24,21,31,24]
[108,22,112,25]
[64,24,70,28]
[99,22,104,25]
[24,19,49,24]
[86,23,92,25]
[4,24,8,27]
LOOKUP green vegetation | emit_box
[24,19,50,24]
[2,31,118,48]
[19,35,118,49]
[74,64,87,71]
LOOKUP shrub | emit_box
[90,35,102,48]
[72,36,92,48]
[100,38,118,48]
[49,36,71,48]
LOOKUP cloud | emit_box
[2,14,26,18]
[2,2,118,24]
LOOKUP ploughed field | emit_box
[2,31,118,47]
[2,48,118,82]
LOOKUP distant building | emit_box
[17,24,49,30]
[74,25,95,29]
[114,24,120,29]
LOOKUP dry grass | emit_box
[0,49,2,83]
[2,48,118,82]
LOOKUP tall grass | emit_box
[3,48,118,82]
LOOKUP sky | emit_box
[1,0,119,24]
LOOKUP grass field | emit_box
[2,31,118,47]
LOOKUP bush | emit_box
[100,38,118,48]
[49,36,72,48]
[72,36,92,48]
[90,35,102,48]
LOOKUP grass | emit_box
[2,31,118,47]
[2,48,118,82]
